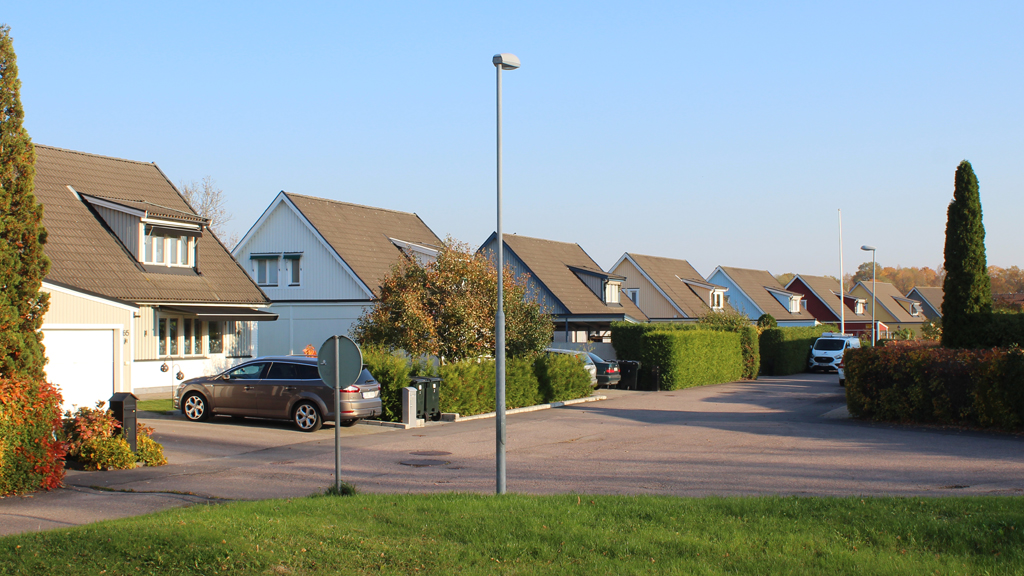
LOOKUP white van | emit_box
[808,332,860,373]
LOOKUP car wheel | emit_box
[182,393,210,422]
[839,379,846,387]
[339,419,359,428]
[293,402,322,432]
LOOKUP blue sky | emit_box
[7,2,1022,278]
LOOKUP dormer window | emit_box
[143,226,196,268]
[910,303,921,317]
[711,291,724,310]
[624,288,639,305]
[604,281,621,304]
[789,296,802,313]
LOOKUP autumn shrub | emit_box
[62,403,167,470]
[0,378,65,495]
[845,344,1024,430]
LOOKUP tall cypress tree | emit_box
[0,24,49,380]
[941,160,991,348]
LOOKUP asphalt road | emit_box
[3,372,1023,536]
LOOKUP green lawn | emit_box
[0,493,1020,575]
[136,399,173,413]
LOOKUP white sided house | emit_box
[233,192,442,355]
[34,146,276,410]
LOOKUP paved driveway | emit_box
[3,372,1023,536]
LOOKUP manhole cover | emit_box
[400,459,449,467]
[410,450,451,456]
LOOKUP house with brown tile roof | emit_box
[850,281,928,334]
[609,253,729,321]
[233,191,442,355]
[705,266,818,327]
[906,286,943,319]
[479,234,647,344]
[34,145,275,409]
[784,274,878,338]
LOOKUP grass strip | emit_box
[136,399,173,413]
[0,493,1021,575]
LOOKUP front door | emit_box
[213,362,267,415]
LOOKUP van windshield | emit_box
[814,339,846,351]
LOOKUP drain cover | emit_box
[400,459,449,467]
[410,450,452,456]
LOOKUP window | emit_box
[193,320,203,354]
[711,291,724,310]
[208,321,223,354]
[267,362,319,380]
[143,226,195,268]
[226,363,266,380]
[284,254,301,286]
[184,319,192,354]
[604,281,620,304]
[855,301,865,315]
[254,257,279,286]
[789,296,802,313]
[158,318,167,355]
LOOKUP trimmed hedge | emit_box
[759,325,831,376]
[954,312,1024,349]
[845,344,1024,430]
[363,347,592,422]
[611,321,758,385]
[0,378,65,495]
[640,330,742,390]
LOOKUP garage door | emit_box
[42,329,115,412]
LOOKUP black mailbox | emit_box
[109,392,138,452]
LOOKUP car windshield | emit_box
[587,352,606,363]
[814,339,846,351]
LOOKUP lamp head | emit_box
[860,245,876,252]
[493,53,521,70]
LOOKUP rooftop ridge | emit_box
[283,191,421,217]
[35,144,157,167]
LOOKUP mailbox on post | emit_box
[109,392,138,452]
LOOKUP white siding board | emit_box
[233,201,368,300]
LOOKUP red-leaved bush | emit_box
[845,344,1024,430]
[0,378,66,495]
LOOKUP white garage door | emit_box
[43,329,115,412]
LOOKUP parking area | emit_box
[4,372,1024,536]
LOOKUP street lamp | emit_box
[493,52,519,495]
[861,245,877,345]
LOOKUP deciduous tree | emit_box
[352,239,551,362]
[179,176,239,248]
[942,160,992,347]
[0,24,49,380]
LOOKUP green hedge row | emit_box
[758,325,831,376]
[362,347,592,422]
[949,313,1024,349]
[640,330,742,390]
[611,321,758,384]
[845,345,1024,430]
[0,378,65,495]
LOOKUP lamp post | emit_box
[861,245,877,345]
[493,52,519,495]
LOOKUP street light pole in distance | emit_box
[861,245,877,345]
[493,52,519,495]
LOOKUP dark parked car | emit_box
[587,352,621,388]
[173,356,382,431]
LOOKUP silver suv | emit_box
[173,356,382,431]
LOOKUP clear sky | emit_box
[6,2,1022,279]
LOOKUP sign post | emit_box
[317,335,362,492]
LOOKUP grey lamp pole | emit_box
[493,52,519,495]
[861,245,877,345]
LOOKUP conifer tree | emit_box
[941,160,991,348]
[0,24,50,380]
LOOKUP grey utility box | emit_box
[109,392,138,452]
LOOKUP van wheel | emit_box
[182,393,211,422]
[293,402,322,432]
